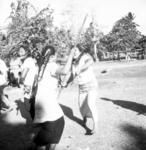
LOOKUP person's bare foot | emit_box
[90,123,98,135]
[90,129,96,135]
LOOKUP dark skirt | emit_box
[33,116,65,146]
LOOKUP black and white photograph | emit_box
[0,0,146,150]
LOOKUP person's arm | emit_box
[56,48,75,75]
[75,55,94,75]
[54,48,75,87]
[79,58,93,73]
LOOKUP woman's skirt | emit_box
[79,82,98,118]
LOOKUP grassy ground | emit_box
[59,60,146,150]
[0,60,146,150]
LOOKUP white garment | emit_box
[0,59,8,86]
[73,54,98,119]
[73,54,97,86]
[79,88,98,118]
[1,86,32,124]
[22,57,38,87]
[34,61,63,123]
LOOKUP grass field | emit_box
[59,60,146,150]
[0,60,146,150]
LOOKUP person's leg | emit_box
[32,143,56,150]
[78,92,88,126]
[34,145,46,150]
[46,117,64,150]
[31,123,47,150]
[29,96,35,120]
[87,89,98,133]
[83,116,87,126]
[46,144,56,150]
[32,118,64,150]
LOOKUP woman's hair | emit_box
[75,44,90,54]
[76,44,84,52]
[84,44,96,62]
[19,45,27,51]
[73,44,96,62]
[42,45,56,57]
[71,44,84,64]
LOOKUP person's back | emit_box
[34,60,63,123]
[31,45,65,150]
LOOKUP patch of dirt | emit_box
[0,60,146,150]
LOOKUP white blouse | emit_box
[34,61,63,123]
[73,54,97,85]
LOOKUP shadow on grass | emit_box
[0,114,32,150]
[60,104,93,135]
[121,124,146,150]
[0,99,33,150]
[101,97,146,115]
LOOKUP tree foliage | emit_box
[100,12,142,52]
[7,0,54,57]
[79,22,104,57]
[0,0,76,65]
[0,2,144,62]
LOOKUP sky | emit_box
[0,0,146,35]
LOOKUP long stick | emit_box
[75,14,88,44]
[57,14,88,98]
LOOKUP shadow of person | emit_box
[0,113,32,150]
[101,97,146,115]
[0,86,33,150]
[15,99,32,124]
[60,104,92,135]
[121,124,146,150]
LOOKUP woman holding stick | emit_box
[71,44,98,134]
[30,45,75,150]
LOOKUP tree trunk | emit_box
[93,42,98,61]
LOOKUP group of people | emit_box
[0,43,98,150]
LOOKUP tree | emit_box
[100,12,142,53]
[0,0,75,65]
[81,22,104,61]
[138,35,146,58]
[0,0,54,61]
[51,27,74,64]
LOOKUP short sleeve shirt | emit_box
[73,54,96,85]
[34,61,63,123]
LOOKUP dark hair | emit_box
[85,45,96,62]
[42,45,55,57]
[71,44,84,64]
[76,44,84,52]
[74,44,96,63]
[19,45,27,50]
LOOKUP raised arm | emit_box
[56,48,75,76]
[74,54,94,75]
